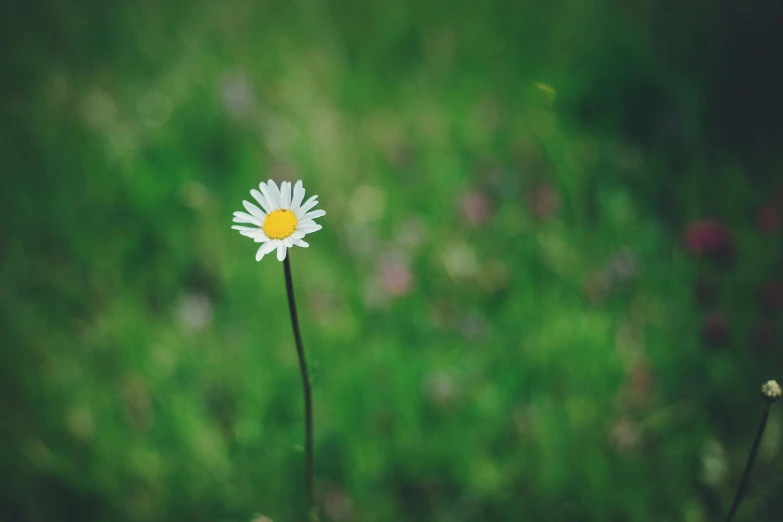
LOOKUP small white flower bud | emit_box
[761,380,781,401]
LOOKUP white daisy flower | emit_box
[232,179,325,261]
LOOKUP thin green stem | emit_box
[724,401,771,522]
[283,255,318,522]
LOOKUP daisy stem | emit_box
[723,399,772,522]
[283,255,318,522]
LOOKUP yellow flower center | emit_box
[262,209,298,240]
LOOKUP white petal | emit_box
[297,222,322,233]
[233,225,269,241]
[239,230,266,240]
[293,239,309,248]
[267,180,282,209]
[233,212,263,226]
[283,237,294,248]
[260,181,280,210]
[250,189,272,214]
[232,225,262,232]
[242,200,265,220]
[296,195,319,217]
[291,230,306,240]
[291,180,305,210]
[281,181,292,209]
[301,209,326,221]
[276,243,287,261]
[256,241,277,261]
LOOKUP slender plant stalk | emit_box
[283,255,318,522]
[723,401,771,522]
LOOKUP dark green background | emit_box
[2,0,783,520]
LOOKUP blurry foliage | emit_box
[1,0,782,521]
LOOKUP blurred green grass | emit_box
[2,0,783,521]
